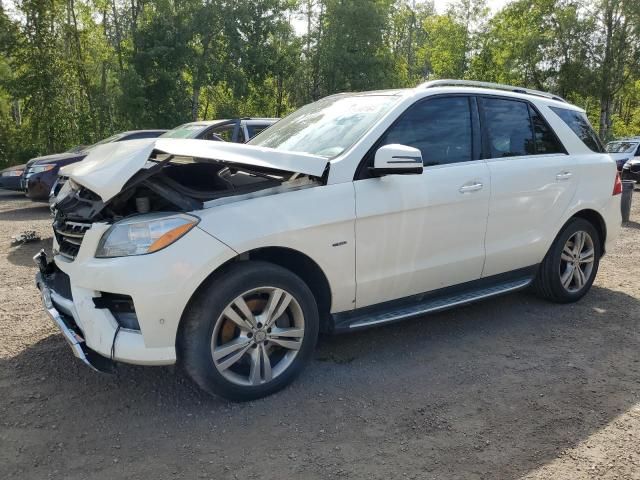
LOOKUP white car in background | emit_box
[35,80,622,400]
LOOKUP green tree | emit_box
[318,0,398,95]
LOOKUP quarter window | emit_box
[549,107,604,153]
[380,96,473,166]
[480,98,535,158]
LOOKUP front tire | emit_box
[179,261,319,401]
[533,217,601,303]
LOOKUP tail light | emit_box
[613,173,622,195]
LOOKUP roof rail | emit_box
[418,79,566,103]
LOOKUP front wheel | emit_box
[178,261,319,401]
[533,217,601,303]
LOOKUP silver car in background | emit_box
[606,137,640,171]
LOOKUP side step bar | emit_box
[332,277,533,332]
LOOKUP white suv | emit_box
[35,80,622,400]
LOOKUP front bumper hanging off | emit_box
[33,250,114,372]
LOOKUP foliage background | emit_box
[0,0,639,168]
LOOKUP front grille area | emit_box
[53,219,92,260]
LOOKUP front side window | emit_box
[480,98,535,158]
[248,94,401,158]
[550,107,604,153]
[379,96,473,166]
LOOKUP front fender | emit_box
[196,182,356,313]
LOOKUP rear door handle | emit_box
[459,182,484,193]
[556,171,572,181]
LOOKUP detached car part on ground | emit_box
[36,80,622,401]
[24,131,167,201]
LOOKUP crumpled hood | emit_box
[60,138,328,202]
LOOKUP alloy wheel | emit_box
[210,287,305,386]
[559,230,595,293]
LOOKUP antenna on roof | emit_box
[418,79,566,103]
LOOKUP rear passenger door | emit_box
[479,96,576,277]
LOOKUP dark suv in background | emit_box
[24,130,167,200]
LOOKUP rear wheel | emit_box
[179,261,319,401]
[533,217,601,303]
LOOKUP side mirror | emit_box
[370,144,423,177]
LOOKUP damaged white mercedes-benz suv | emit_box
[35,80,622,400]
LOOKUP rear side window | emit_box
[528,106,565,154]
[480,98,535,157]
[550,107,604,153]
[380,96,473,166]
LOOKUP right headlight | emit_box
[95,213,200,258]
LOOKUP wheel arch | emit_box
[571,209,607,254]
[178,246,334,340]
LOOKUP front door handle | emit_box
[459,182,484,193]
[556,171,572,181]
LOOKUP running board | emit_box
[332,276,533,332]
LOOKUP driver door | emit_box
[354,95,490,308]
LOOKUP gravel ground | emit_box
[1,189,639,480]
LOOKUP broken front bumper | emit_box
[34,250,113,372]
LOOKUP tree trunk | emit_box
[11,99,21,126]
[276,74,284,117]
[111,0,124,72]
[598,0,614,140]
[599,95,613,141]
[191,85,200,121]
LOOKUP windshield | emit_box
[161,124,211,139]
[606,141,638,153]
[248,94,400,157]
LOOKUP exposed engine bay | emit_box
[52,152,323,223]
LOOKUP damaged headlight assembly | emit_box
[95,213,199,258]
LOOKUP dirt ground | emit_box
[1,189,639,480]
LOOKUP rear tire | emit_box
[178,261,319,401]
[533,217,601,303]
